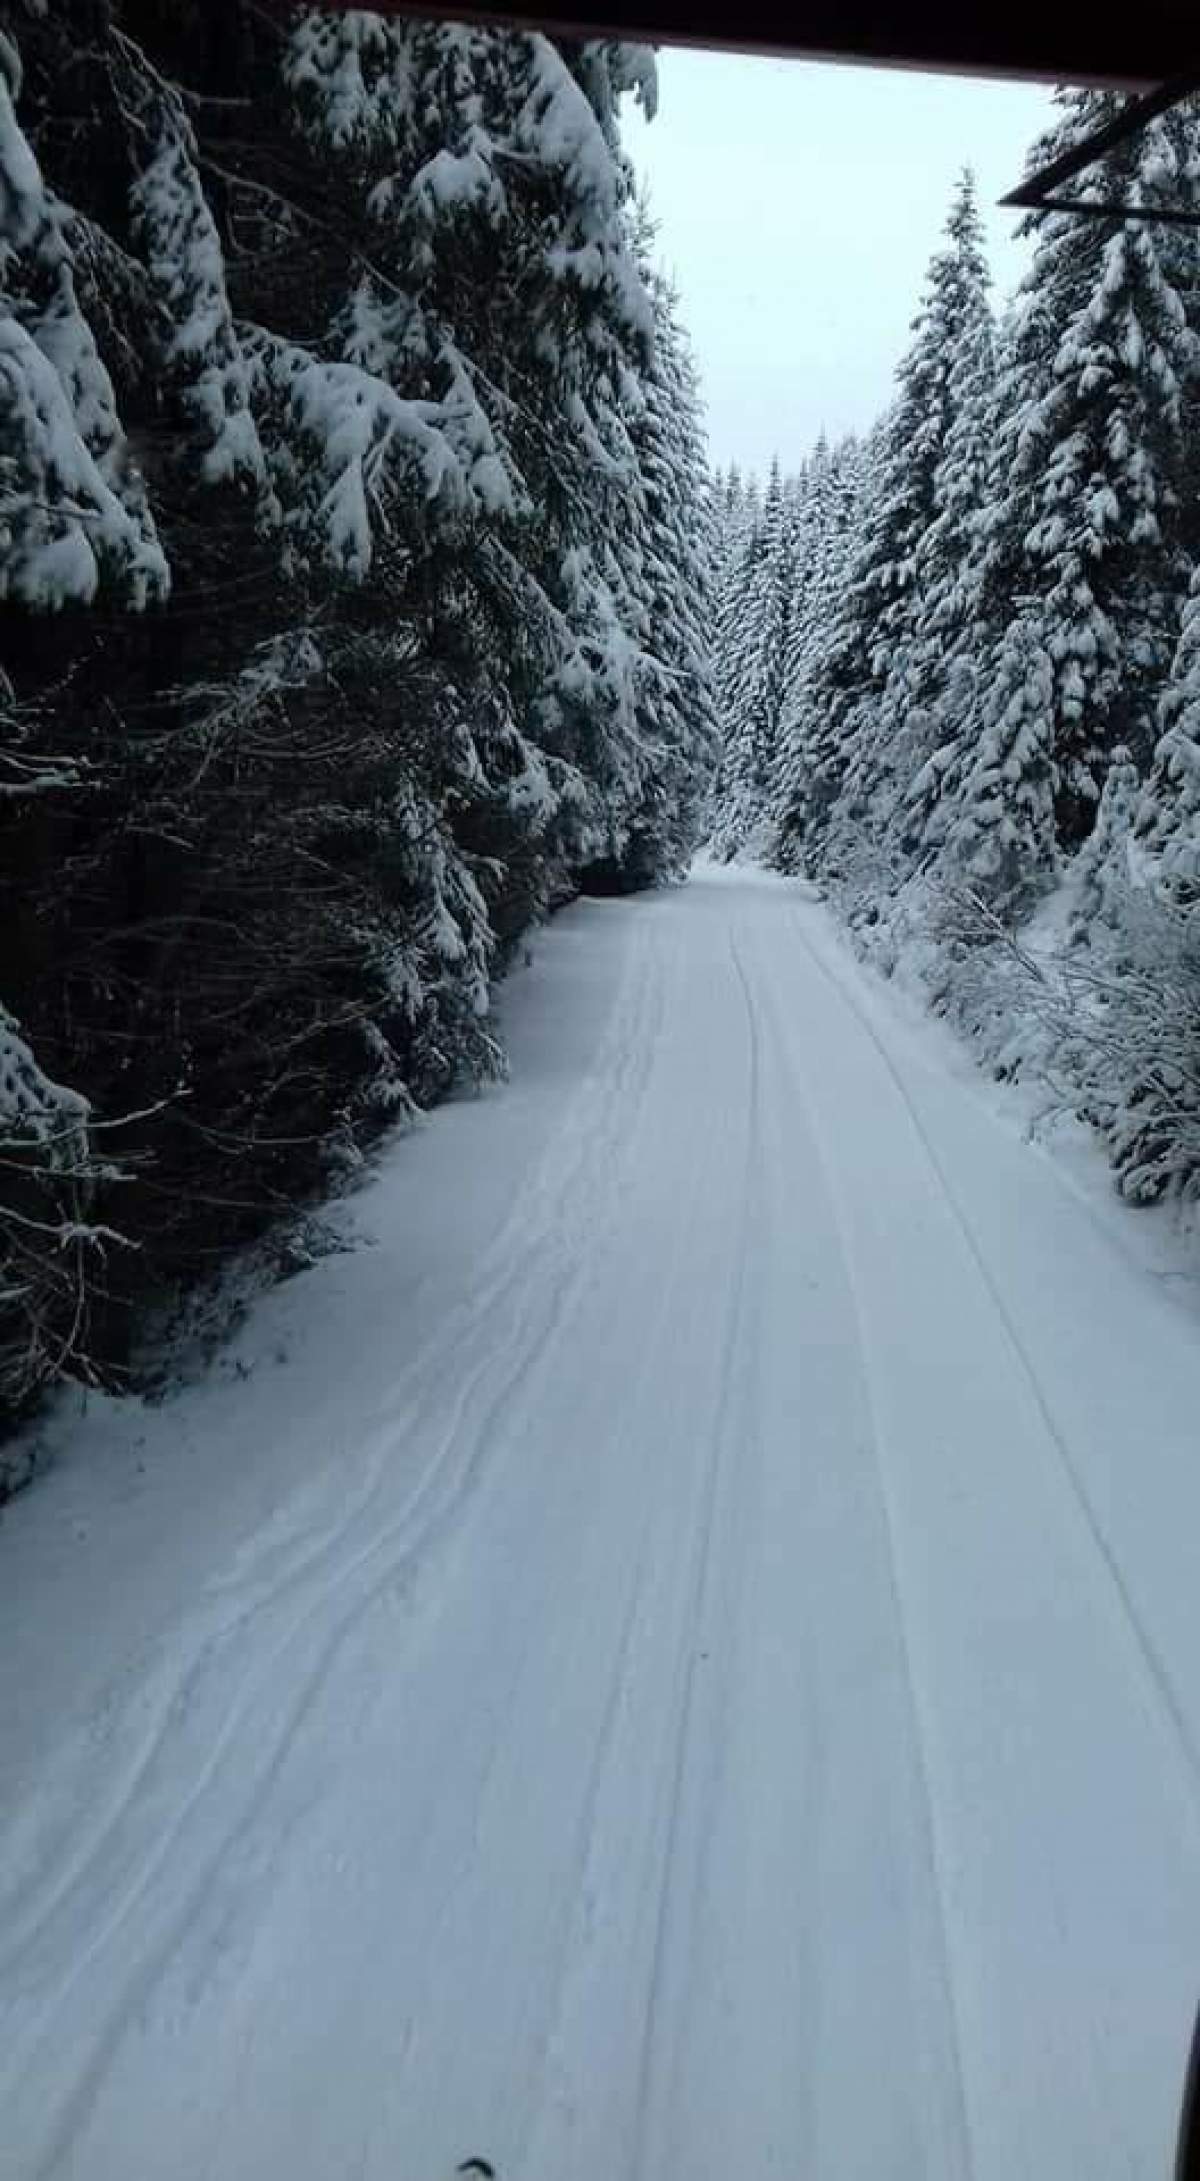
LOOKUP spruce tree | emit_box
[944,91,1200,908]
[771,433,864,871]
[0,4,698,1421]
[772,175,992,881]
[1136,568,1200,903]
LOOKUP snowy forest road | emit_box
[4,866,1200,2181]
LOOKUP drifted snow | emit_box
[2,867,1200,2181]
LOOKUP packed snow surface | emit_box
[3,866,1200,2181]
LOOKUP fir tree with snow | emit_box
[1136,567,1200,904]
[710,456,799,858]
[0,4,712,1425]
[1067,745,1142,944]
[1,35,167,609]
[944,92,1200,910]
[773,175,992,882]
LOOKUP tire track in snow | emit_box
[750,914,978,2181]
[2,914,664,2002]
[475,1478,662,2181]
[374,920,715,2178]
[507,926,757,2181]
[786,905,1200,1819]
[9,918,676,2181]
[26,1251,589,2181]
[629,915,764,2181]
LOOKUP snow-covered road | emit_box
[4,866,1200,2181]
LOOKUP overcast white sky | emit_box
[623,51,1057,474]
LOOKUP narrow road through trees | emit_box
[3,867,1200,2181]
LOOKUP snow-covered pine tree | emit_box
[885,195,1002,868]
[0,31,167,609]
[708,466,768,851]
[769,418,880,875]
[813,172,993,888]
[778,439,820,710]
[0,4,700,1422]
[899,303,1001,864]
[1067,745,1141,942]
[768,433,864,873]
[943,90,1200,910]
[1147,92,1200,553]
[292,17,692,897]
[127,62,268,500]
[709,461,753,643]
[1,24,172,1422]
[611,255,720,884]
[1136,567,1200,902]
[709,455,802,857]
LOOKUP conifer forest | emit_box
[1,3,718,1428]
[5,25,1200,1430]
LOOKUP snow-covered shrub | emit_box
[1056,887,1200,1204]
[895,872,1200,1206]
[0,1002,117,1469]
